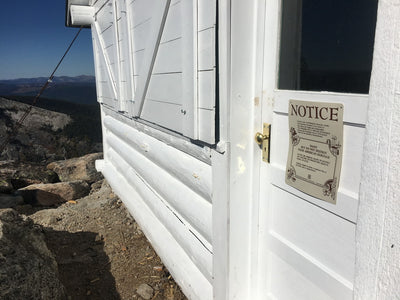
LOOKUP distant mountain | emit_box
[0,75,97,105]
[0,75,96,85]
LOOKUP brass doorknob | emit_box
[255,132,268,145]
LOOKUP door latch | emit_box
[255,123,271,163]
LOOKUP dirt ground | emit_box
[16,180,188,300]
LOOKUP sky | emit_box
[0,0,95,80]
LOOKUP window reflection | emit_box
[278,0,378,94]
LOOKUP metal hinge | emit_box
[255,123,271,163]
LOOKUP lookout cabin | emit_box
[66,0,400,299]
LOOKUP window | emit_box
[278,0,378,94]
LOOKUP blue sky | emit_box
[0,0,95,80]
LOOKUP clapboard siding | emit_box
[198,109,215,143]
[198,0,216,31]
[101,113,213,284]
[146,73,182,104]
[153,38,183,74]
[130,20,150,52]
[161,0,181,43]
[103,116,212,201]
[92,22,118,107]
[141,99,182,133]
[129,0,155,27]
[116,1,133,111]
[198,27,215,71]
[197,0,216,144]
[106,134,213,248]
[98,158,213,300]
[198,70,215,109]
[132,49,144,76]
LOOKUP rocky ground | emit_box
[0,97,101,162]
[0,153,187,300]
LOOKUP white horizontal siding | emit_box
[103,115,212,213]
[98,159,212,300]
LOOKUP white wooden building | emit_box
[66,0,400,299]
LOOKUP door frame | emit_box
[215,0,394,299]
[212,0,266,299]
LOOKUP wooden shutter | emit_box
[92,0,217,144]
[92,0,119,109]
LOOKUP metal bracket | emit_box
[255,123,271,163]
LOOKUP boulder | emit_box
[18,181,90,206]
[0,179,13,193]
[47,153,103,183]
[0,160,59,190]
[0,209,66,299]
[0,194,24,208]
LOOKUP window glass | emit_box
[278,0,378,94]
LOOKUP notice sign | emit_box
[285,100,344,204]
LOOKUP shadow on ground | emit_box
[43,228,121,300]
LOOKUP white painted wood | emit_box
[256,0,374,299]
[97,159,213,300]
[354,0,400,298]
[92,23,118,107]
[106,148,213,280]
[129,0,156,27]
[140,99,182,133]
[103,107,213,164]
[181,0,198,139]
[70,5,94,26]
[274,90,369,125]
[132,49,144,75]
[198,70,215,109]
[91,28,102,104]
[134,0,171,116]
[198,27,215,71]
[198,0,216,31]
[106,133,213,246]
[103,115,212,200]
[161,0,181,43]
[270,112,365,222]
[198,109,215,144]
[217,0,231,145]
[267,251,337,300]
[95,1,120,94]
[91,0,216,144]
[104,116,212,203]
[130,21,151,52]
[211,3,231,299]
[211,148,230,300]
[227,0,263,299]
[112,0,125,112]
[146,73,182,105]
[270,186,356,284]
[122,0,136,115]
[152,38,182,74]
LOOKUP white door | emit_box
[258,0,378,298]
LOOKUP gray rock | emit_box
[136,283,154,300]
[0,209,66,299]
[47,153,103,183]
[0,194,24,208]
[0,179,13,193]
[18,181,90,206]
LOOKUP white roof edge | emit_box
[65,0,91,28]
